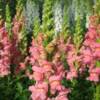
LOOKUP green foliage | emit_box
[0,0,5,20]
[0,71,34,100]
[96,61,100,67]
[94,84,100,100]
[69,78,95,100]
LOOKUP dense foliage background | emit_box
[0,0,100,100]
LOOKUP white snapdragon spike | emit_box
[93,0,96,4]
[86,14,90,28]
[24,0,39,32]
[54,1,63,35]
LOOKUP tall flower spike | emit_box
[94,0,100,15]
[86,0,94,15]
[19,20,28,56]
[0,24,11,77]
[24,0,39,33]
[73,15,84,50]
[5,4,12,37]
[42,0,54,37]
[33,16,40,38]
[54,0,63,35]
[16,0,26,20]
[33,3,40,38]
[15,0,28,56]
[62,0,71,40]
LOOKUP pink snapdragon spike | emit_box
[29,82,48,100]
[11,17,22,66]
[81,15,100,82]
[29,36,46,66]
[0,26,11,77]
[27,34,71,100]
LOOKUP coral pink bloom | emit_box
[86,28,97,40]
[55,88,71,100]
[29,56,35,65]
[0,60,10,77]
[82,48,93,64]
[66,68,77,80]
[29,82,48,100]
[19,62,26,70]
[42,61,53,79]
[32,66,44,81]
[12,19,22,35]
[56,64,65,77]
[29,46,40,60]
[93,43,100,59]
[83,38,94,47]
[66,44,81,68]
[67,52,75,68]
[87,73,99,82]
[67,51,81,69]
[87,68,100,82]
[49,75,62,94]
[42,61,52,72]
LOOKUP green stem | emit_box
[93,84,100,100]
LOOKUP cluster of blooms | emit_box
[27,15,100,100]
[65,15,100,82]
[0,14,100,99]
[27,34,70,100]
[0,21,11,77]
[81,15,100,82]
